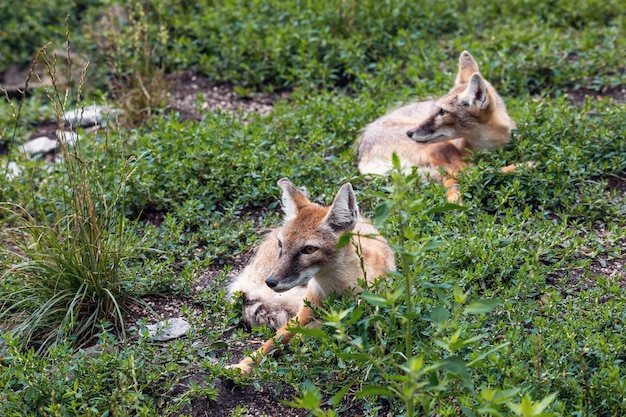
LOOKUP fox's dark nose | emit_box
[406,130,414,138]
[265,277,278,288]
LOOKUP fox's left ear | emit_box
[323,183,359,233]
[459,73,489,110]
[278,178,311,222]
[455,50,480,85]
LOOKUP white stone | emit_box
[19,136,58,156]
[56,130,80,146]
[145,317,191,341]
[4,161,22,179]
[62,104,121,128]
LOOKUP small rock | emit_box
[19,136,58,156]
[4,161,22,179]
[62,104,121,128]
[145,317,190,341]
[57,130,80,146]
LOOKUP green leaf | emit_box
[535,392,558,414]
[284,380,322,411]
[374,201,391,228]
[336,233,353,249]
[329,381,353,406]
[453,285,467,304]
[507,393,557,416]
[464,299,500,315]
[360,292,390,307]
[423,202,465,215]
[356,384,394,398]
[430,306,450,324]
[391,152,401,169]
[442,356,473,390]
[460,405,477,417]
[286,326,328,339]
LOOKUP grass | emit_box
[0,0,625,416]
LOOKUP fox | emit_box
[357,50,525,202]
[227,178,395,375]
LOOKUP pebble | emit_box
[19,136,58,156]
[62,104,121,128]
[145,317,191,341]
[4,161,22,179]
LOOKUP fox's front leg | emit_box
[442,176,461,203]
[228,305,315,376]
[440,161,465,203]
[500,161,537,174]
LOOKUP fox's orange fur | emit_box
[227,178,395,375]
[358,50,524,202]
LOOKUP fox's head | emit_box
[406,50,515,149]
[264,178,358,293]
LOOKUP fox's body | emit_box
[358,50,519,202]
[228,178,395,375]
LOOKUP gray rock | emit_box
[62,104,121,128]
[19,136,58,156]
[56,130,80,146]
[145,317,191,341]
[4,161,21,179]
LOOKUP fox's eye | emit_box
[277,239,283,256]
[300,245,318,255]
[437,108,448,116]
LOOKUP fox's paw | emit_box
[226,357,255,376]
[500,161,537,174]
[243,302,293,330]
[443,180,462,205]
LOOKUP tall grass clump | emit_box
[0,44,147,353]
[85,1,170,126]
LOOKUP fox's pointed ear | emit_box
[459,73,490,110]
[278,178,311,221]
[323,183,359,233]
[455,50,480,85]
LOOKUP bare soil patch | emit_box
[564,84,626,106]
[165,70,289,122]
[607,174,626,195]
[188,377,308,417]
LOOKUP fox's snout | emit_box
[265,277,278,289]
[406,130,414,138]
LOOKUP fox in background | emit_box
[227,178,395,375]
[357,50,531,202]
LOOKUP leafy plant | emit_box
[0,0,99,74]
[284,160,561,416]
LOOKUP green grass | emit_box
[1,0,625,416]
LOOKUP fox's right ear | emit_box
[277,178,311,221]
[323,183,359,233]
[459,73,490,110]
[455,50,480,86]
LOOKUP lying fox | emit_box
[358,50,523,202]
[227,178,395,375]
